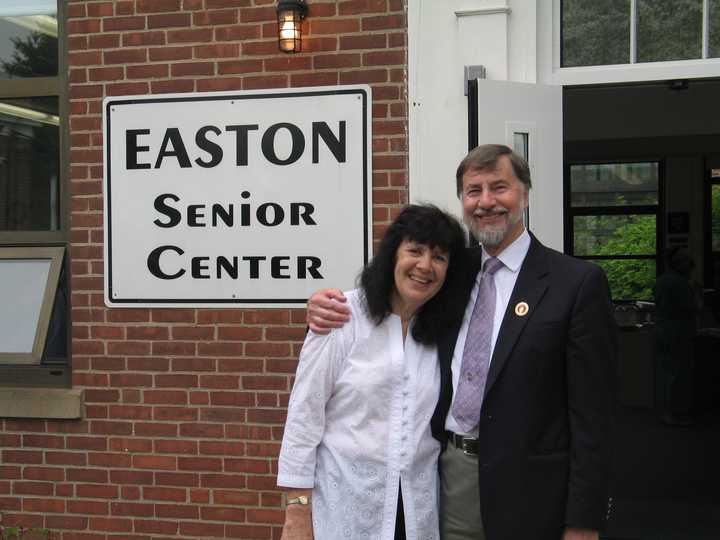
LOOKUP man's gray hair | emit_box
[455,144,532,197]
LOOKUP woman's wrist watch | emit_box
[287,495,310,506]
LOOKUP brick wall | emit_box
[0,1,408,538]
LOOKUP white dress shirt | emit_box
[445,230,531,436]
[278,290,441,540]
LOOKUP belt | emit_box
[449,432,479,456]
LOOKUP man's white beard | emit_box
[465,205,524,248]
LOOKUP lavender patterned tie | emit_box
[451,256,504,433]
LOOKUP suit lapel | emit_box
[484,236,550,398]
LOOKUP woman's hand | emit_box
[306,288,350,333]
[280,504,313,540]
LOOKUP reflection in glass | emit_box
[574,215,656,257]
[0,2,58,79]
[637,0,702,62]
[594,258,656,301]
[0,96,59,231]
[712,185,720,252]
[711,0,720,58]
[561,0,630,67]
[571,163,659,207]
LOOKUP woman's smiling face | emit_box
[392,239,449,315]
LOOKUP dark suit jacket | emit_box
[431,235,618,540]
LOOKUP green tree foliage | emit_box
[563,0,706,66]
[712,185,720,251]
[0,32,57,78]
[575,215,656,300]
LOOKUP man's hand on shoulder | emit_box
[306,288,350,334]
[562,527,599,540]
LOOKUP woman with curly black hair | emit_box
[278,204,467,540]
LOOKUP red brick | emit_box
[107,82,150,96]
[104,49,148,65]
[89,517,133,532]
[87,2,115,17]
[127,326,170,340]
[153,407,197,421]
[137,0,181,12]
[155,374,199,388]
[134,519,180,534]
[134,422,178,437]
[2,451,43,464]
[217,326,262,341]
[88,33,121,48]
[179,423,224,438]
[340,34,386,50]
[245,342,291,357]
[151,309,196,322]
[167,28,214,43]
[155,472,200,487]
[339,0,388,15]
[76,484,119,499]
[68,19,102,34]
[23,498,65,513]
[146,13,190,29]
[193,9,238,25]
[149,46,193,62]
[46,451,87,466]
[67,500,109,516]
[198,441,245,456]
[200,407,246,423]
[65,436,107,452]
[88,452,132,468]
[214,489,259,505]
[23,467,64,482]
[103,16,146,32]
[200,473,246,489]
[110,501,154,517]
[13,481,53,496]
[143,486,187,501]
[206,0,251,7]
[215,25,262,41]
[290,72,338,87]
[179,522,224,537]
[110,469,154,485]
[171,62,215,77]
[107,405,152,420]
[239,6,275,22]
[122,30,166,46]
[201,506,247,522]
[209,391,254,406]
[45,514,90,530]
[311,18,360,34]
[155,503,200,519]
[363,13,406,31]
[134,455,177,470]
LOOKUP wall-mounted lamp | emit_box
[277,0,308,53]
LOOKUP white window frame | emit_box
[539,0,720,86]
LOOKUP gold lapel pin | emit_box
[515,301,529,317]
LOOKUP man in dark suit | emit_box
[307,145,617,540]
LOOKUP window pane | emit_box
[594,258,656,301]
[637,0,702,62]
[712,184,720,252]
[711,0,720,58]
[574,215,656,257]
[561,0,630,67]
[0,2,58,79]
[570,163,659,207]
[0,96,60,231]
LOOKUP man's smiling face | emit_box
[460,154,528,256]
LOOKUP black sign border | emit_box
[105,88,370,305]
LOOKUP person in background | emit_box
[654,247,699,426]
[277,204,467,540]
[307,145,618,540]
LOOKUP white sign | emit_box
[103,86,372,308]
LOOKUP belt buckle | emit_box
[459,435,478,456]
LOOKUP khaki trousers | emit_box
[439,439,485,540]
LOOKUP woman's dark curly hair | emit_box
[359,204,468,345]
